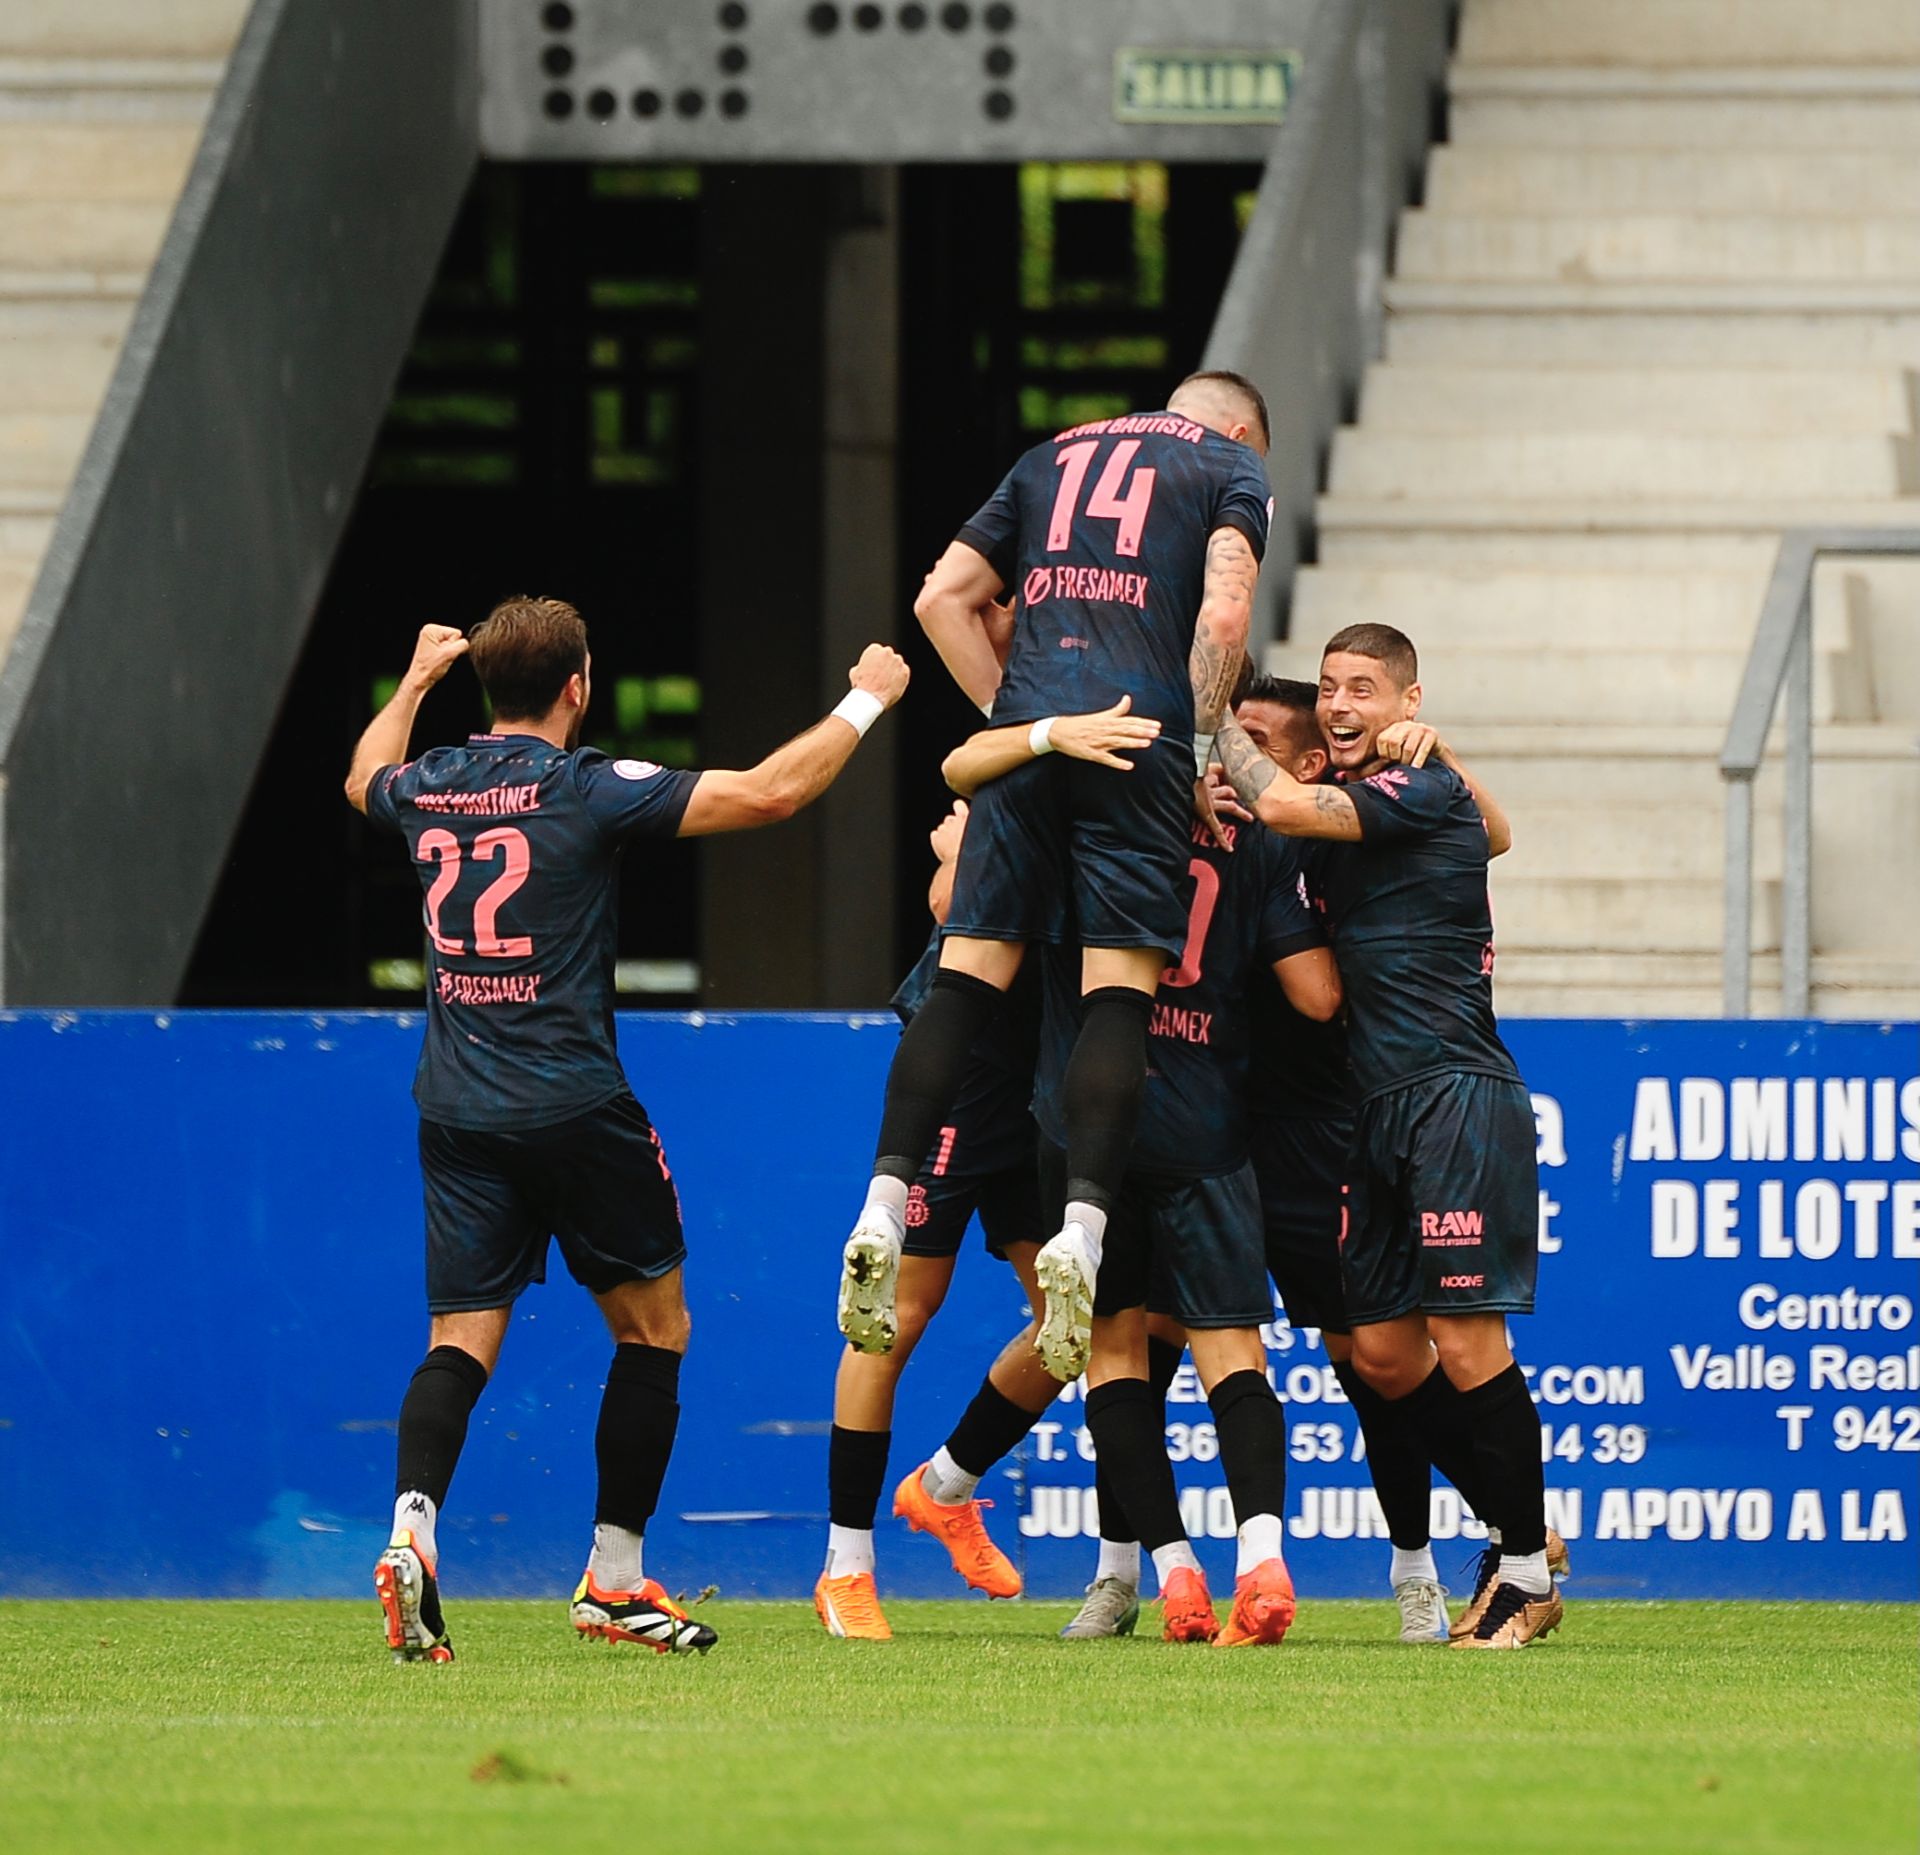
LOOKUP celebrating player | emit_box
[1212,624,1564,1649]
[841,371,1274,1387]
[936,702,1340,1645]
[344,598,908,1662]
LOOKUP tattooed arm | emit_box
[1188,526,1258,741]
[1214,713,1363,841]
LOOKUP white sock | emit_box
[1094,1538,1140,1586]
[859,1175,908,1237]
[1235,1512,1285,1576]
[1062,1204,1107,1260]
[824,1525,875,1578]
[1149,1540,1199,1589]
[1391,1544,1439,1588]
[1499,1549,1552,1597]
[589,1522,645,1591]
[392,1491,437,1564]
[919,1447,979,1506]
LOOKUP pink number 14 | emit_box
[1047,438,1158,558]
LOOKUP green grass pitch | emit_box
[2,1599,1913,1854]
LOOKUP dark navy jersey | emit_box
[367,734,696,1130]
[892,930,1042,1080]
[1034,816,1320,1176]
[1248,966,1353,1124]
[956,411,1271,742]
[1305,762,1521,1103]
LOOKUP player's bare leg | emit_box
[895,1242,1057,1600]
[846,938,1024,1353]
[570,1271,715,1654]
[378,1307,508,1663]
[1033,948,1160,1381]
[819,1256,955,1639]
[1189,1326,1296,1647]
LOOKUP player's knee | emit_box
[1350,1331,1424,1400]
[892,1294,942,1353]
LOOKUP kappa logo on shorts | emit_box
[1420,1209,1484,1245]
[1439,1273,1486,1290]
[904,1184,930,1229]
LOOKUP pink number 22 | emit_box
[1047,438,1158,558]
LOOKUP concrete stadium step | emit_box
[0,510,53,554]
[0,414,90,490]
[1394,212,1920,286]
[1384,306,1920,369]
[0,1,249,59]
[1291,568,1807,651]
[1315,498,1920,548]
[1449,79,1920,152]
[0,268,144,302]
[0,550,32,657]
[1315,527,1785,573]
[1492,953,1920,1020]
[0,123,199,199]
[1324,430,1916,502]
[0,200,169,271]
[1497,808,1785,883]
[0,335,119,412]
[1425,147,1920,218]
[1354,364,1916,435]
[0,296,135,340]
[0,58,224,123]
[1489,874,1780,955]
[1457,0,1920,67]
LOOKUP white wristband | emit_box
[1193,730,1218,776]
[1028,716,1057,756]
[832,688,886,739]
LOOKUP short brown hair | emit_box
[1173,369,1270,448]
[1322,622,1418,690]
[467,596,588,720]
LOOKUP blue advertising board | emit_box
[0,1011,1913,1603]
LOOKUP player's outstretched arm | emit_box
[940,697,1163,798]
[1215,714,1362,841]
[675,644,910,837]
[1187,525,1258,754]
[1273,946,1343,1022]
[914,541,1010,714]
[1377,722,1514,856]
[343,624,469,813]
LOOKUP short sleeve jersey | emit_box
[1307,762,1521,1102]
[891,930,1042,1080]
[366,734,696,1129]
[1034,817,1320,1176]
[956,411,1271,743]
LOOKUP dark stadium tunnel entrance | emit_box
[181,159,1260,1011]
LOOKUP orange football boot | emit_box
[1158,1564,1221,1642]
[814,1570,893,1641]
[892,1464,1022,1598]
[1215,1557,1297,1647]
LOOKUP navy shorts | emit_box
[1041,1141,1269,1330]
[419,1091,685,1313]
[1251,1111,1353,1335]
[945,734,1194,959]
[1343,1072,1539,1326]
[903,1060,1044,1261]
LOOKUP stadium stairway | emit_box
[0,0,248,668]
[1267,0,1920,1019]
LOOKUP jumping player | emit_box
[937,703,1340,1646]
[1212,623,1563,1649]
[345,599,908,1661]
[840,372,1273,1386]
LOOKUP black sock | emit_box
[873,969,1006,1181]
[827,1425,891,1531]
[594,1343,682,1535]
[1061,987,1155,1211]
[1085,1378,1185,1552]
[395,1344,489,1508]
[946,1376,1050,1477]
[1207,1369,1289,1533]
[1457,1363,1547,1558]
[1334,1359,1433,1551]
[1393,1363,1496,1522]
[1094,1336,1185,1543]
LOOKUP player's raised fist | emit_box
[403,624,470,692]
[849,643,911,709]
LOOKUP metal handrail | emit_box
[1720,527,1920,1016]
